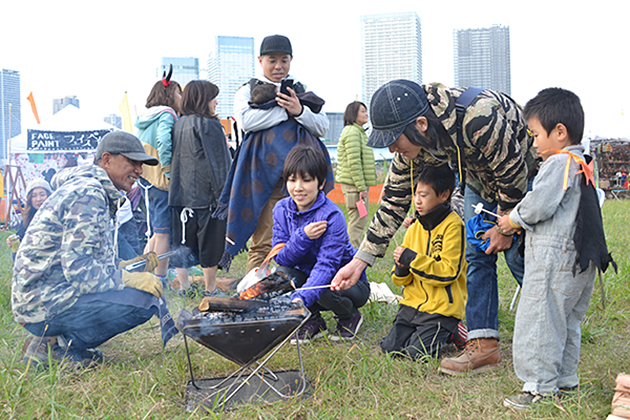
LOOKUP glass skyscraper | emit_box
[360,12,422,108]
[207,36,255,119]
[1,68,21,162]
[53,95,80,114]
[454,25,511,95]
[159,57,200,88]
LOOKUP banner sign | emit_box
[27,129,113,151]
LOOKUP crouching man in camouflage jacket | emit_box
[13,131,165,369]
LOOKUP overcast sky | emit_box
[3,0,629,138]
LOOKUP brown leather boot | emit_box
[439,337,501,375]
[610,373,630,419]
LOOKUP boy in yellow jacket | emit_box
[380,164,467,359]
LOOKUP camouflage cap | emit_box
[96,131,158,166]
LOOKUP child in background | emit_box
[169,80,232,297]
[272,145,370,342]
[499,88,616,410]
[6,179,52,260]
[135,66,182,283]
[381,164,467,359]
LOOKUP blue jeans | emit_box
[23,289,158,353]
[138,178,171,234]
[464,186,527,340]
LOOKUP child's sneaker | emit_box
[178,282,203,298]
[503,391,553,410]
[291,315,327,344]
[331,309,363,341]
[202,288,229,298]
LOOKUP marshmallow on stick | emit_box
[472,203,500,218]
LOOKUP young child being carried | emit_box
[272,145,370,343]
[499,88,616,410]
[380,164,467,359]
[249,83,278,105]
[248,81,325,113]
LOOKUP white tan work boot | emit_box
[609,373,630,419]
[439,337,501,375]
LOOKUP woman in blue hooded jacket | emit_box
[272,146,370,343]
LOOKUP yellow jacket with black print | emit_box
[391,203,467,320]
[358,83,538,263]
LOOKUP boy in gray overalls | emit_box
[498,88,616,409]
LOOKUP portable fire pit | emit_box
[176,293,312,412]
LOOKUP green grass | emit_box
[0,200,628,419]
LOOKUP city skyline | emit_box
[2,0,628,139]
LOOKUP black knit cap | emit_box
[260,35,292,56]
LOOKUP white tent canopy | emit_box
[10,105,118,154]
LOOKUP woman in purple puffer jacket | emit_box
[272,146,370,344]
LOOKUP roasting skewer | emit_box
[472,202,501,218]
[289,280,332,292]
[124,249,180,271]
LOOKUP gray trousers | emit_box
[513,233,596,394]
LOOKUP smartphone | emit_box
[280,79,294,96]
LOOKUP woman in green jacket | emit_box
[335,101,377,248]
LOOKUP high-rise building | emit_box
[207,36,255,119]
[324,112,344,144]
[454,25,511,95]
[104,114,122,129]
[159,57,199,88]
[1,68,21,162]
[53,95,80,114]
[360,12,422,108]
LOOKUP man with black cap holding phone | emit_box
[14,131,170,369]
[231,34,330,273]
[332,80,538,375]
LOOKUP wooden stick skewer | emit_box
[290,279,332,292]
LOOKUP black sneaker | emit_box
[291,315,327,344]
[558,385,578,398]
[503,391,554,410]
[331,309,363,341]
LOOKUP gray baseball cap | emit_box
[367,80,430,148]
[95,131,159,166]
